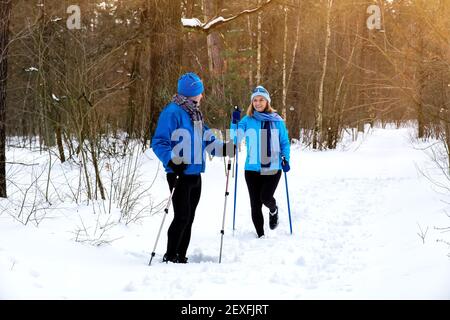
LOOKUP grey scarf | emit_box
[172,94,204,123]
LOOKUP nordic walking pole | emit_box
[232,143,238,232]
[219,159,232,263]
[232,148,236,178]
[282,157,293,235]
[223,122,227,176]
[148,176,179,266]
[232,106,240,232]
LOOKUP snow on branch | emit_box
[181,18,203,28]
[181,0,274,33]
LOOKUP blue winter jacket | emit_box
[231,115,290,172]
[151,102,223,175]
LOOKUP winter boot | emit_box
[177,256,188,264]
[269,206,279,230]
[163,253,178,263]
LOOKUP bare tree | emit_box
[0,0,12,198]
[256,0,263,84]
[204,0,225,98]
[313,0,333,150]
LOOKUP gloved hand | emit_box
[281,157,290,173]
[167,157,187,176]
[222,141,236,158]
[232,106,241,124]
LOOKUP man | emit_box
[151,72,234,263]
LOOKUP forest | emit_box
[0,0,449,199]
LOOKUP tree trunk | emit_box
[256,0,262,85]
[204,0,224,98]
[147,0,183,141]
[281,6,288,120]
[127,39,143,139]
[313,0,333,150]
[247,15,254,89]
[416,27,426,139]
[357,0,369,133]
[285,0,301,136]
[90,139,105,200]
[0,0,12,198]
[55,119,66,163]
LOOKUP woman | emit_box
[231,86,291,238]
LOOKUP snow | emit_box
[181,18,203,28]
[24,67,38,72]
[181,16,228,30]
[182,16,232,31]
[0,126,449,299]
[203,17,226,30]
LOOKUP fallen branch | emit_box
[5,161,39,166]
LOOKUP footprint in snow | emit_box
[188,251,217,263]
[125,250,147,259]
[296,257,306,266]
[123,282,136,292]
[29,269,40,278]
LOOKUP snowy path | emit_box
[0,127,449,299]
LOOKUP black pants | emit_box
[244,170,282,237]
[166,173,202,259]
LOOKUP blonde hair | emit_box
[246,102,277,117]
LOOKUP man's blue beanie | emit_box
[177,72,204,97]
[251,85,271,104]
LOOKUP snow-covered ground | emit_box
[0,126,449,299]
